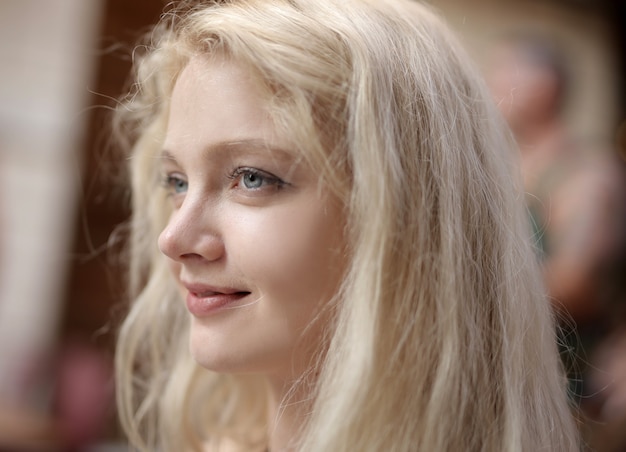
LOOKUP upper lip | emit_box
[181,281,250,297]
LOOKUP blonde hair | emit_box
[114,0,580,450]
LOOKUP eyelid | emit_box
[161,171,188,195]
[228,167,287,189]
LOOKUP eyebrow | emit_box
[160,139,297,163]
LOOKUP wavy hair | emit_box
[114,0,580,450]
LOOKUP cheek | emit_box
[229,200,346,313]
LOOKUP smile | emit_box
[183,284,252,317]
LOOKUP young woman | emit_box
[114,1,580,450]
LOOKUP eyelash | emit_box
[227,167,287,191]
[162,173,188,196]
[161,167,287,197]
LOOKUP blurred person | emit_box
[488,31,626,449]
[113,1,579,451]
[489,32,626,324]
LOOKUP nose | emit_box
[158,199,225,263]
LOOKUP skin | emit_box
[487,43,560,141]
[157,55,347,450]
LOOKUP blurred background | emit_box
[0,0,624,450]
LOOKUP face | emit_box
[158,56,346,380]
[487,44,559,131]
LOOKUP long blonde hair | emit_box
[114,1,580,450]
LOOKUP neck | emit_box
[265,374,315,452]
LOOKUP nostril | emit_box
[179,252,206,262]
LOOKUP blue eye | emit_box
[164,175,188,194]
[230,167,285,191]
[242,172,264,189]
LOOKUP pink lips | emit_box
[183,283,251,317]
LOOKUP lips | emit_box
[182,282,251,316]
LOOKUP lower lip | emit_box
[185,291,250,317]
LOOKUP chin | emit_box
[188,322,269,375]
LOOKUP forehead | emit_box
[173,55,264,98]
[164,55,282,151]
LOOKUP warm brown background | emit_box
[62,0,163,353]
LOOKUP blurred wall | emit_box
[62,1,163,350]
[0,0,103,409]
